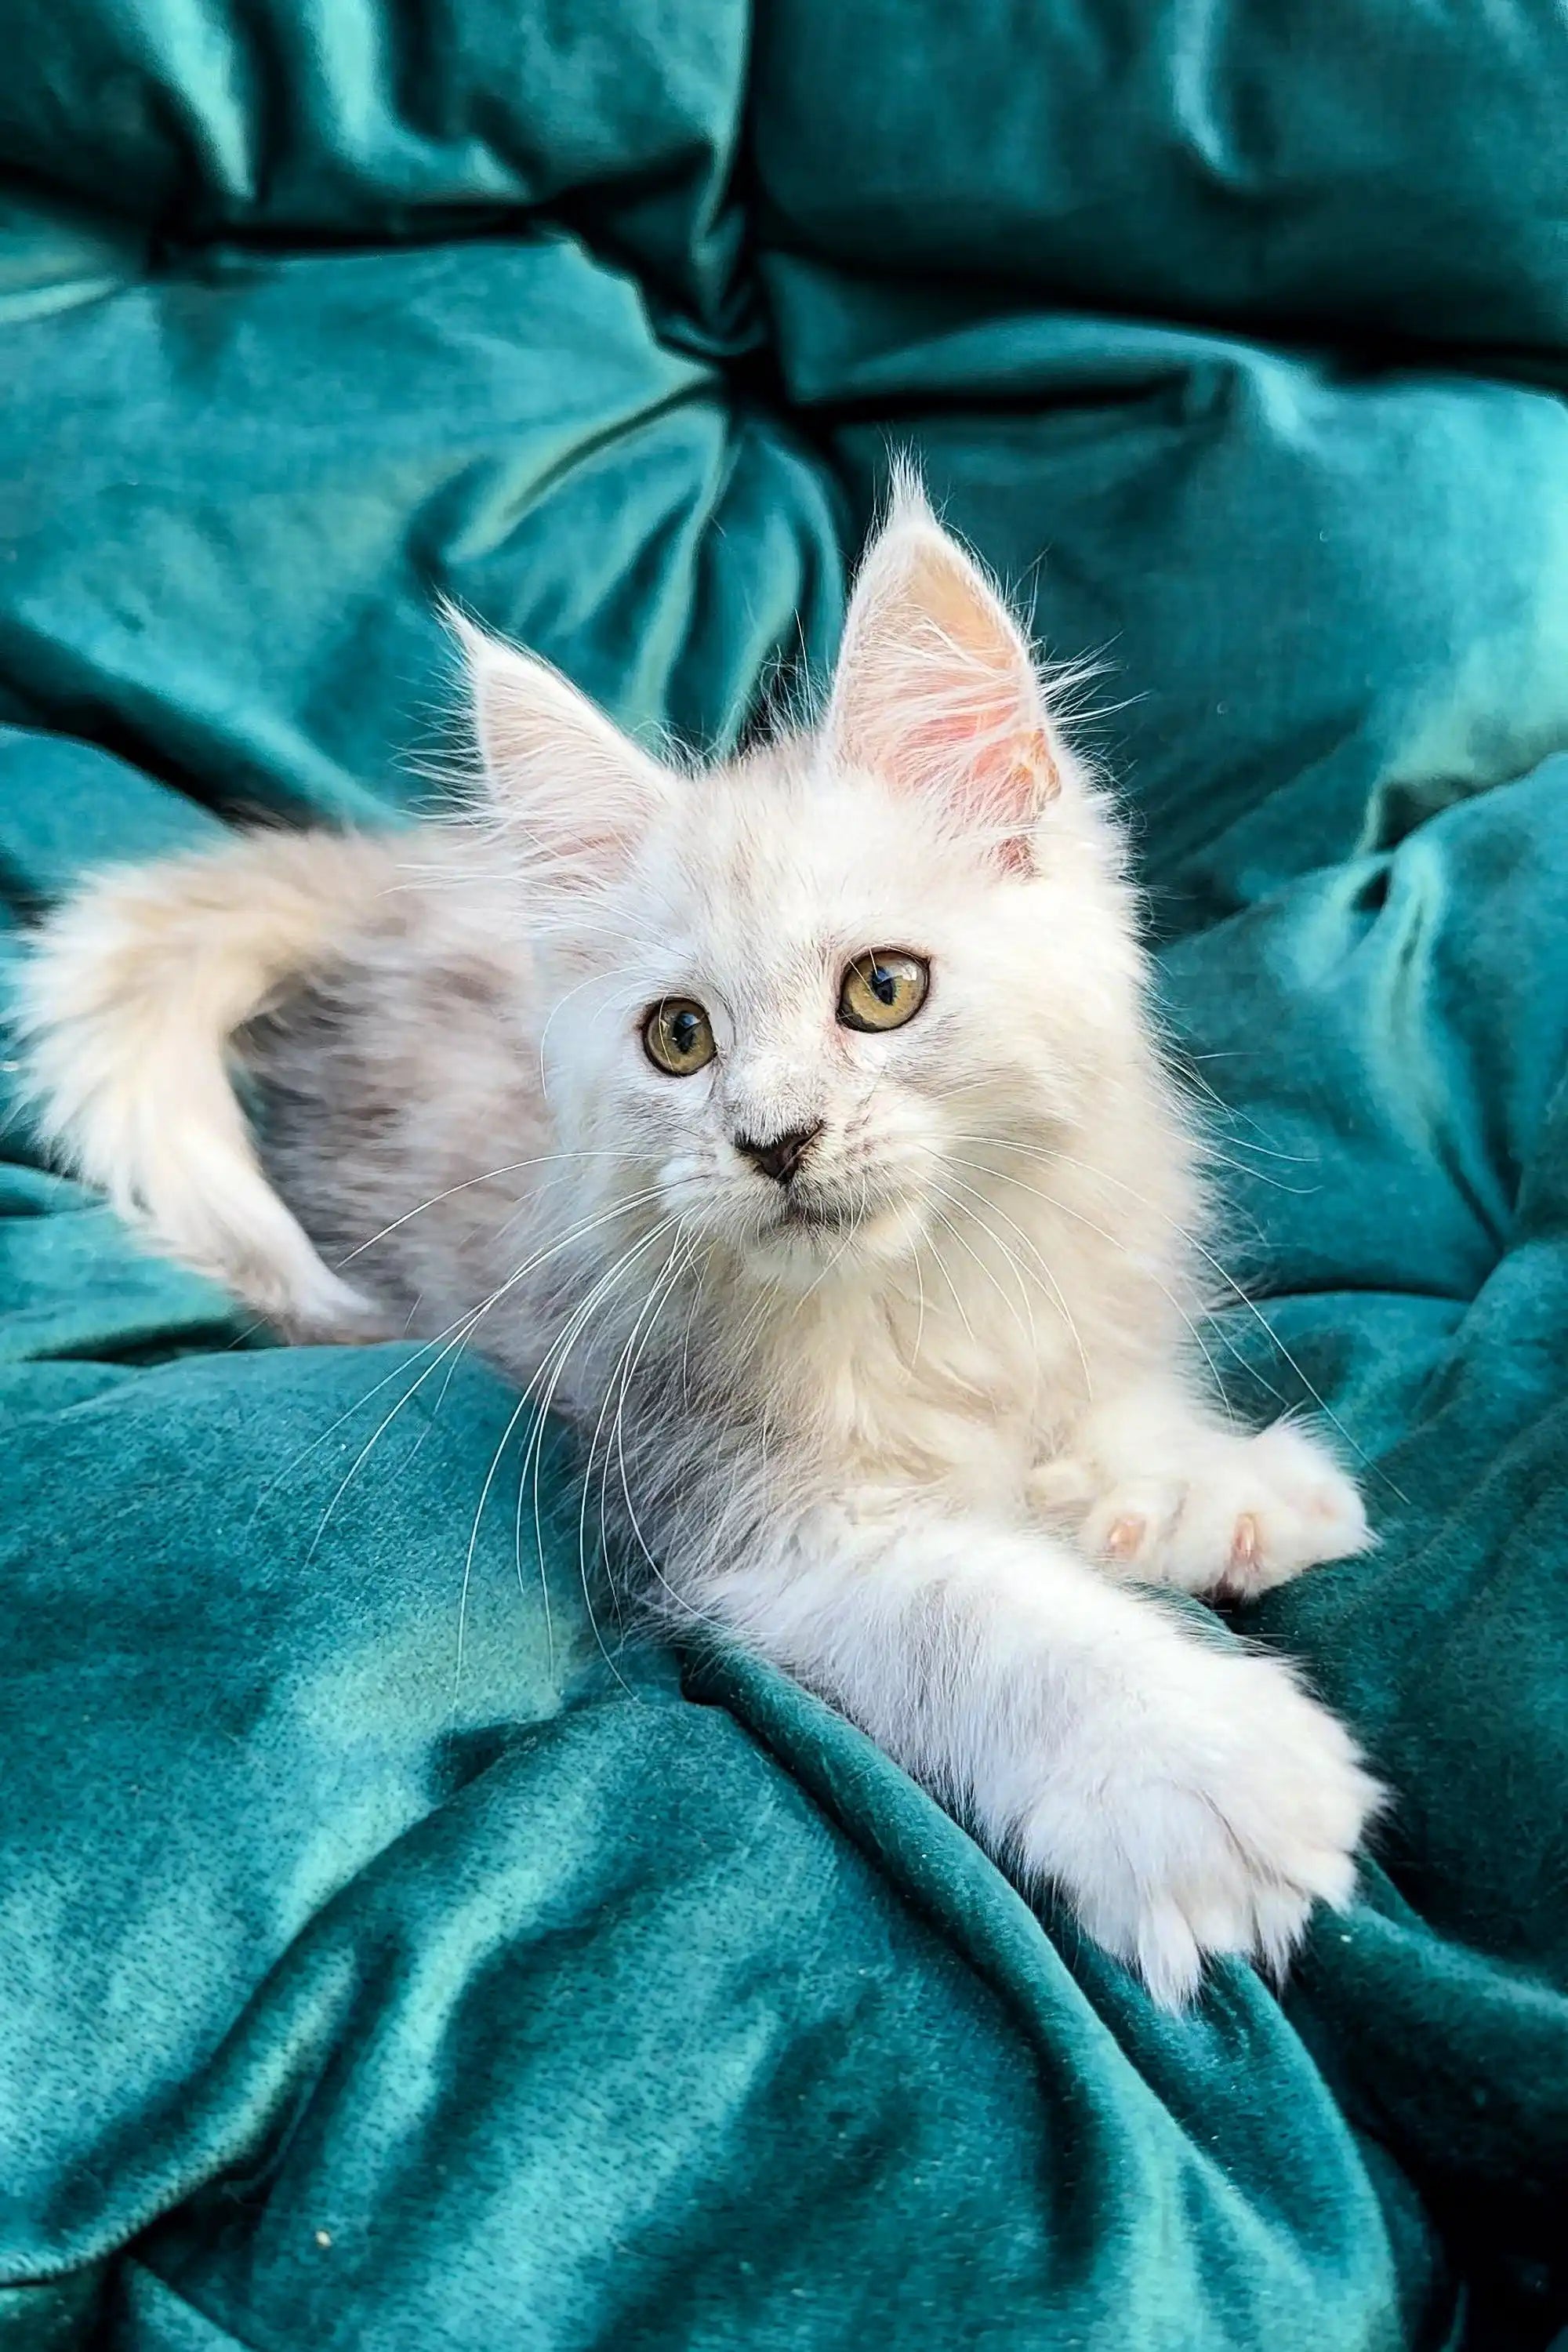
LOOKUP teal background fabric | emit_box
[2,3,1566,2346]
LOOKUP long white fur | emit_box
[16,830,390,1330]
[16,477,1380,2006]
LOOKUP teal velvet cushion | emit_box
[2,2,1567,2347]
[753,0,1568,343]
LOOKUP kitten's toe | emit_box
[1185,1425,1374,1599]
[1077,1479,1185,1575]
[1080,1424,1374,1599]
[1019,1647,1382,2009]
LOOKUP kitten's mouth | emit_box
[772,1185,913,1244]
[746,1179,925,1275]
[777,1192,851,1233]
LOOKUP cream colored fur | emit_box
[18,830,395,1329]
[17,479,1380,2006]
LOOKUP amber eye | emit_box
[642,996,716,1076]
[837,950,930,1034]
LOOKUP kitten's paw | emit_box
[1021,1646,1381,2008]
[1075,1422,1372,1599]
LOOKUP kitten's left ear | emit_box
[448,609,666,890]
[826,477,1062,873]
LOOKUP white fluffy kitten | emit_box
[20,478,1379,2006]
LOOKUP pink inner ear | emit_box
[832,521,1059,867]
[919,708,1060,870]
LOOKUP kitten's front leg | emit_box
[1032,1384,1373,1601]
[691,1501,1379,2007]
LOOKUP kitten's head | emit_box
[457,476,1145,1287]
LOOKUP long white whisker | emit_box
[585,1221,688,1612]
[535,962,644,1095]
[935,1159,1093,1397]
[948,1145,1240,1414]
[303,1279,520,1570]
[252,1180,670,1515]
[456,1216,678,1704]
[1062,1153,1406,1497]
[608,1232,728,1632]
[510,1213,691,1692]
[909,1227,927,1370]
[939,1134,1270,1410]
[679,1240,716,1408]
[928,1179,1036,1352]
[1196,1149,1319,1199]
[917,1216,978,1345]
[339,1149,644,1264]
[514,1226,681,1693]
[466,1204,692,1695]
[299,1182,671,1570]
[951,1134,1399,1495]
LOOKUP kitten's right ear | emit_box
[448,609,666,889]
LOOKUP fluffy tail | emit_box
[15,828,394,1331]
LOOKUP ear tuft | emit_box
[445,606,665,892]
[826,478,1062,869]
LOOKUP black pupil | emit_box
[869,964,898,1005]
[670,1008,701,1057]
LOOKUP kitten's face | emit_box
[541,756,1132,1286]
[461,472,1138,1290]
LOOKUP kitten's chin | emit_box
[746,1190,927,1284]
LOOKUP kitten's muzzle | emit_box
[734,1123,823,1185]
